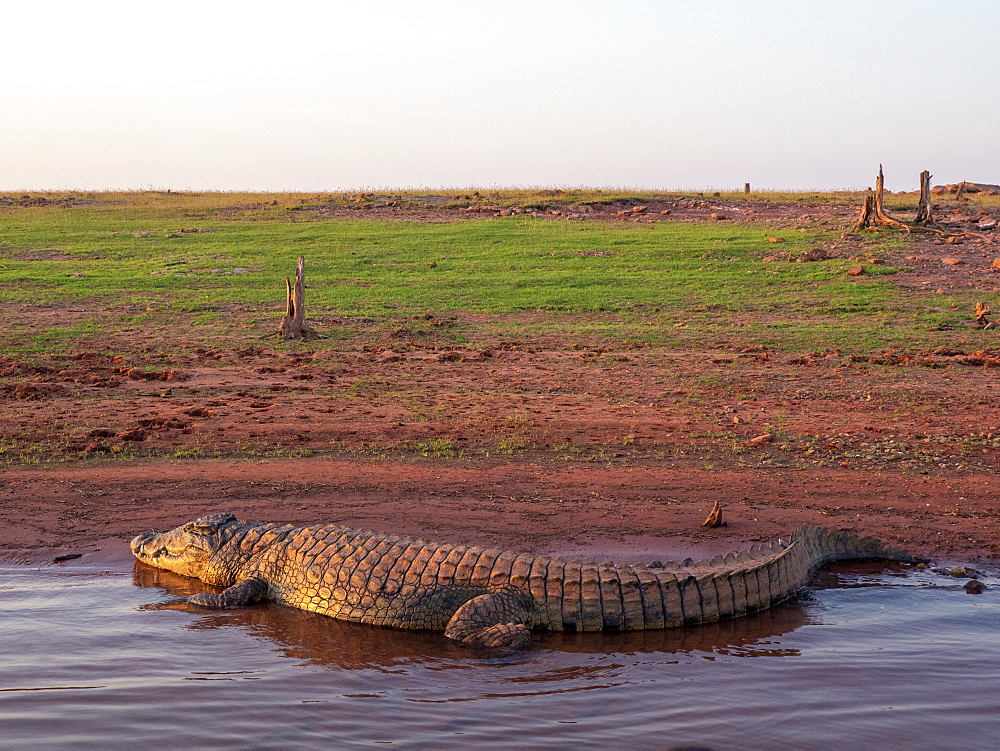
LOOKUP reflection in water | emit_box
[2,560,997,750]
[132,561,808,668]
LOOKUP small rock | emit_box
[762,256,777,262]
[915,562,927,570]
[710,213,725,221]
[977,220,997,229]
[964,580,986,594]
[632,206,646,214]
[181,407,214,418]
[941,258,962,265]
[991,258,1000,270]
[950,566,967,577]
[847,265,864,276]
[749,433,773,445]
[660,209,671,215]
[841,233,864,241]
[768,237,785,243]
[799,249,828,262]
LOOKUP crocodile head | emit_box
[131,512,247,584]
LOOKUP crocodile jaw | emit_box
[131,530,213,578]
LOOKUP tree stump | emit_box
[975,301,992,329]
[854,165,909,231]
[854,193,876,230]
[279,256,319,340]
[914,170,935,225]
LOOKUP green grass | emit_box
[1,191,996,355]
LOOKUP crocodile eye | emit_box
[184,513,236,535]
[187,523,219,535]
[184,521,221,535]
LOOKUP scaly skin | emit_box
[131,512,921,649]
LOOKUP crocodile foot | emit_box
[444,588,534,649]
[188,577,268,609]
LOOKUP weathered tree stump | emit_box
[914,170,935,225]
[854,168,993,246]
[854,166,912,232]
[975,301,992,329]
[854,193,876,230]
[279,256,320,340]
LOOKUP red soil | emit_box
[2,198,999,570]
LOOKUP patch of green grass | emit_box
[496,435,533,454]
[2,191,995,356]
[409,437,459,458]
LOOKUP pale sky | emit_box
[5,0,997,192]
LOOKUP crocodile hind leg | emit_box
[444,587,534,649]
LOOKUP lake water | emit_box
[1,559,997,750]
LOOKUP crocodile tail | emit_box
[650,527,924,628]
[789,526,925,566]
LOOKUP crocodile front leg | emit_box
[444,587,534,649]
[189,577,269,609]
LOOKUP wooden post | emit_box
[915,170,934,225]
[279,256,318,340]
[743,183,751,195]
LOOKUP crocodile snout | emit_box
[130,532,155,556]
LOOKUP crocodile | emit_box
[131,513,921,649]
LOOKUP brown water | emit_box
[1,561,997,750]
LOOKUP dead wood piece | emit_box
[915,170,935,226]
[279,256,322,340]
[854,166,907,230]
[975,301,992,329]
[702,500,725,528]
[854,194,876,231]
[871,165,910,230]
[854,167,992,244]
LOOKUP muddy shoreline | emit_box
[2,457,995,572]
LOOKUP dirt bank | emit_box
[1,456,996,570]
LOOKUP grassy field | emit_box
[0,190,995,356]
